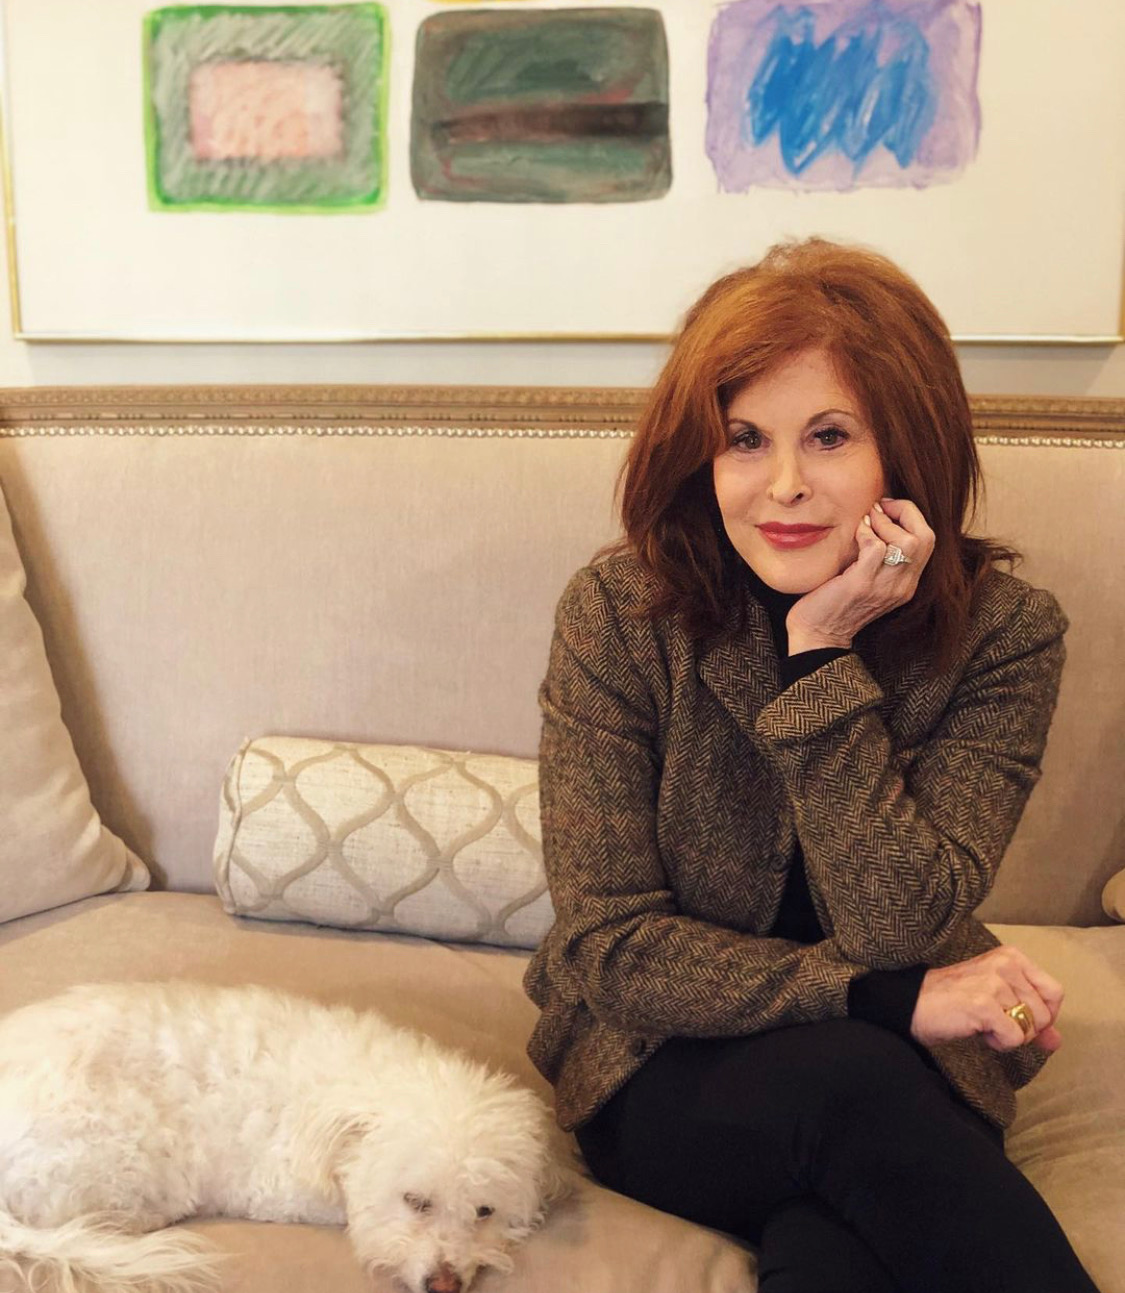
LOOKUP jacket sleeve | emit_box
[753,584,1068,970]
[538,565,866,1038]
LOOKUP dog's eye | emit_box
[404,1193,432,1213]
[476,1206,494,1220]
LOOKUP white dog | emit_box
[0,981,565,1293]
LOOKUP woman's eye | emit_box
[814,426,848,447]
[476,1205,494,1220]
[731,429,761,449]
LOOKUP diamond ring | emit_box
[882,545,912,566]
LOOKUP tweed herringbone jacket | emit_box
[524,551,1068,1133]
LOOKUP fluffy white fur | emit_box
[0,981,565,1293]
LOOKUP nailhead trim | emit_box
[0,423,633,439]
[976,435,1125,448]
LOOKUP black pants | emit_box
[575,1020,1098,1293]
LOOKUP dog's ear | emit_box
[536,1111,580,1209]
[538,1152,579,1209]
[502,1128,578,1242]
[290,1097,379,1197]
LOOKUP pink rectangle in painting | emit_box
[189,61,344,161]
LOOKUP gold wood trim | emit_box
[0,384,648,432]
[0,85,21,336]
[968,395,1125,440]
[0,386,1123,441]
[10,331,1125,346]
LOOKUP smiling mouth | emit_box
[757,525,831,550]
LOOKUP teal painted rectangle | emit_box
[411,8,671,204]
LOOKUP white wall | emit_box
[1,224,1122,396]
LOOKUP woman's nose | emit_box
[766,453,809,504]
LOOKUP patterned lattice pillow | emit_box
[213,736,554,949]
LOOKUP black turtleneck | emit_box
[744,563,928,1042]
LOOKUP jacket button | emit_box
[771,851,790,872]
[631,1037,649,1058]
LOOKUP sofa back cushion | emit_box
[0,405,1120,925]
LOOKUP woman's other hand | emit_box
[786,497,936,653]
[910,945,1064,1053]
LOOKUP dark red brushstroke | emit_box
[432,102,668,147]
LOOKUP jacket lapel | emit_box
[696,574,936,748]
[696,589,780,744]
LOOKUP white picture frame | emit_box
[2,0,1123,342]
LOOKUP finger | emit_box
[869,503,913,547]
[1034,1024,1063,1054]
[868,507,928,573]
[981,1006,1033,1051]
[856,514,888,570]
[986,958,1053,1036]
[878,497,935,545]
[865,514,929,593]
[975,977,1044,1049]
[1004,978,1053,1036]
[998,987,1055,1047]
[1020,963,1065,1027]
[995,946,1065,1027]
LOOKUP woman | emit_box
[523,239,1099,1292]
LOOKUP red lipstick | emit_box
[757,523,831,550]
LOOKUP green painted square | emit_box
[144,4,389,213]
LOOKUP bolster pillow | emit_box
[213,735,555,949]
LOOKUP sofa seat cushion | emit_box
[0,892,757,1293]
[2,896,1122,1293]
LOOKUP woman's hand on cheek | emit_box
[785,497,935,654]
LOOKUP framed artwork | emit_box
[2,0,1123,341]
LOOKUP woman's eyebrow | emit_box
[726,406,858,429]
[805,406,857,426]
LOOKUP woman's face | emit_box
[712,347,888,594]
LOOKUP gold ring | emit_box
[1005,1002,1035,1040]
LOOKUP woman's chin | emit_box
[762,573,817,595]
[746,549,838,596]
[749,536,863,592]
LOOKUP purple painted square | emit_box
[706,0,982,192]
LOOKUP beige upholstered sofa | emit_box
[1,385,1123,1293]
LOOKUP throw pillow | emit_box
[0,482,149,923]
[1102,869,1125,921]
[214,735,553,949]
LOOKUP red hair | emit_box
[607,237,1018,674]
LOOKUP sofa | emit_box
[1,383,1123,1293]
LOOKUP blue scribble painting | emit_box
[706,0,981,192]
